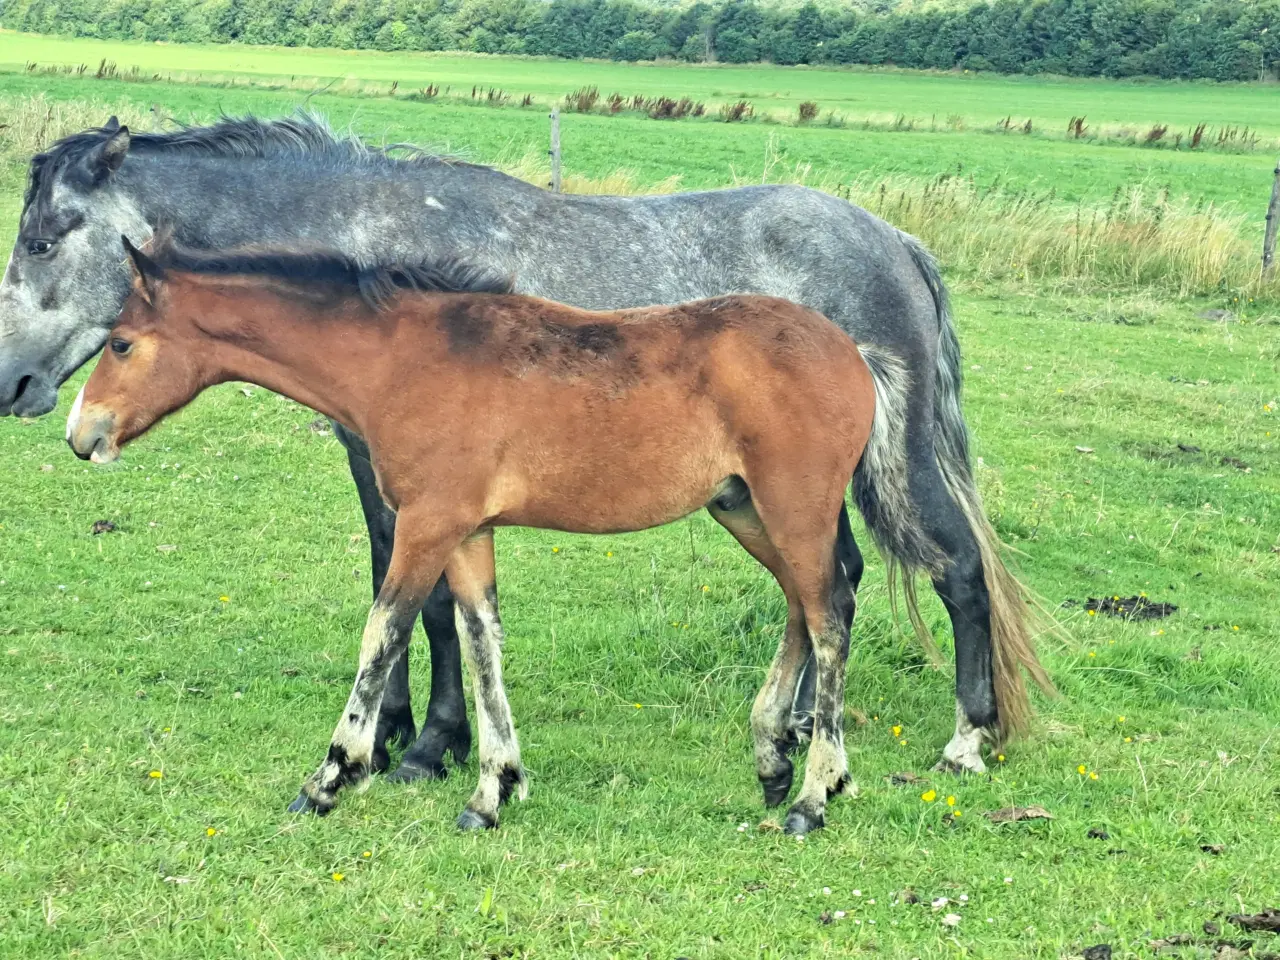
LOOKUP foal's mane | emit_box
[149,242,514,311]
[24,112,489,215]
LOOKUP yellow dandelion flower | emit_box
[946,795,956,807]
[1117,716,1126,723]
[996,753,1006,763]
[163,727,171,733]
[1077,764,1087,775]
[332,872,345,882]
[149,770,163,779]
[953,810,963,817]
[551,546,560,553]
[1124,736,1132,743]
[702,585,710,593]
[891,724,903,737]
[219,595,230,603]
[634,703,642,709]
[921,789,937,803]
[1232,625,1240,631]
[1089,772,1099,781]
[1088,651,1097,658]
[606,551,613,557]
[1088,610,1097,617]
[206,827,217,837]
[362,851,372,858]
[898,739,908,747]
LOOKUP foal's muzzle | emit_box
[65,386,120,464]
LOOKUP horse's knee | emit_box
[930,529,989,621]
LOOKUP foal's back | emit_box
[373,292,875,535]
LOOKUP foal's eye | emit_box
[109,338,132,356]
[25,238,55,257]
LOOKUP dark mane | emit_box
[24,112,487,217]
[151,241,513,311]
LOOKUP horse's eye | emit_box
[25,238,55,257]
[109,338,132,356]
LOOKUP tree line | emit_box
[4,0,1278,82]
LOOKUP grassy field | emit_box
[2,41,1280,959]
[9,29,1280,136]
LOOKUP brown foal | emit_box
[68,237,879,834]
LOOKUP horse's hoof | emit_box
[386,760,448,784]
[933,755,987,776]
[782,805,825,836]
[287,791,332,816]
[760,767,794,808]
[457,807,497,831]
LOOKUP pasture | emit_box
[1,37,1279,959]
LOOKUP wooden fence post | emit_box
[549,109,562,194]
[1264,158,1280,277]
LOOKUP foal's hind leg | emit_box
[709,495,810,808]
[792,505,863,740]
[783,549,857,836]
[445,530,527,830]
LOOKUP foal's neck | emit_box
[190,285,390,434]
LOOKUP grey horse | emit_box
[1,114,1050,792]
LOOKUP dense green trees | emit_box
[4,0,1278,82]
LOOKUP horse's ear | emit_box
[122,235,160,305]
[103,116,120,133]
[83,126,131,185]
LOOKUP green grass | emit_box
[2,52,1280,959]
[3,69,1279,222]
[10,29,1280,136]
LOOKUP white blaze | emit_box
[66,385,85,441]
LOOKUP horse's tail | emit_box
[854,235,1055,741]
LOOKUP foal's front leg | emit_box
[289,511,459,815]
[445,530,527,830]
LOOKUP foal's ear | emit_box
[122,235,162,306]
[103,116,121,133]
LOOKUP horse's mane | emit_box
[24,112,485,215]
[149,239,513,311]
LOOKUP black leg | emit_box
[388,575,472,782]
[911,462,996,733]
[792,505,863,736]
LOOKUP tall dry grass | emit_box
[0,93,152,164]
[732,137,1277,299]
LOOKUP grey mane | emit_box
[24,112,486,215]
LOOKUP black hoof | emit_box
[448,721,473,766]
[783,804,825,836]
[386,759,448,784]
[398,716,473,775]
[371,709,417,774]
[457,807,497,831]
[287,791,333,816]
[761,765,794,808]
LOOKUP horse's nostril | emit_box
[13,374,32,400]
